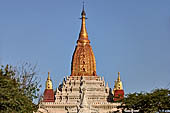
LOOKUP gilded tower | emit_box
[71,6,96,76]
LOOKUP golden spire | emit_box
[46,72,53,89]
[77,3,90,44]
[113,72,123,91]
[71,4,96,76]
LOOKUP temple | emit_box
[37,5,124,113]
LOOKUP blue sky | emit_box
[1,0,170,94]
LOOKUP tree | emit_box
[151,89,170,112]
[0,64,41,113]
[14,62,41,101]
[121,89,170,113]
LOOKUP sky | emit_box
[0,0,170,94]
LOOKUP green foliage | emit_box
[0,64,41,113]
[122,89,170,113]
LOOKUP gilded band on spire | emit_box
[77,3,90,44]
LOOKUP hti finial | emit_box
[81,1,86,16]
[48,72,50,80]
[118,72,121,81]
[83,1,84,10]
[77,1,89,44]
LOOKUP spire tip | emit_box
[48,72,50,80]
[81,1,86,16]
[78,1,89,43]
[118,72,121,81]
[83,1,85,11]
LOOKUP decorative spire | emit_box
[81,1,86,16]
[80,89,89,108]
[47,72,50,80]
[46,72,53,89]
[114,72,123,90]
[43,72,55,102]
[106,82,109,87]
[71,4,96,76]
[117,72,121,81]
[113,72,124,101]
[77,2,90,44]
